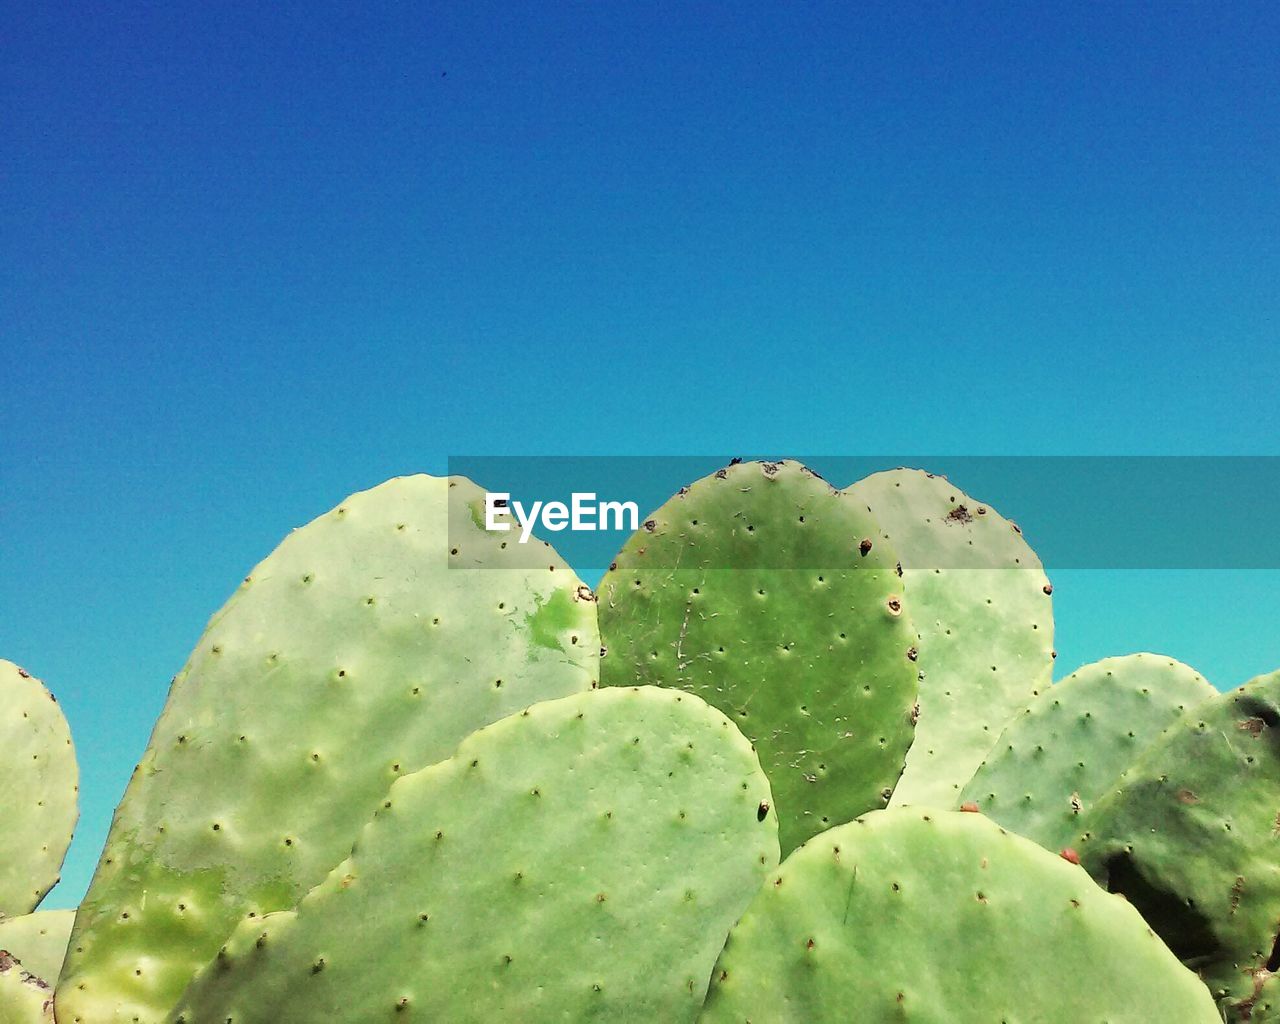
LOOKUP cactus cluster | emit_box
[1,461,1272,1022]
[0,662,78,1024]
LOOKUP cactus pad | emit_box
[597,460,918,853]
[168,686,778,1024]
[843,469,1055,808]
[0,660,78,917]
[0,911,74,986]
[0,951,54,1024]
[699,808,1219,1023]
[58,475,600,1024]
[1077,668,1280,1010]
[960,653,1215,850]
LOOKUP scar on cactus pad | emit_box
[960,653,1215,851]
[0,950,55,1024]
[842,468,1055,809]
[57,474,601,1024]
[699,809,1219,1023]
[167,687,778,1024]
[0,659,78,919]
[597,459,919,854]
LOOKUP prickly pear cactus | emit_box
[0,910,74,986]
[0,660,78,917]
[699,809,1219,1023]
[1227,973,1280,1023]
[168,687,778,1024]
[0,951,55,1024]
[843,469,1055,808]
[1077,669,1280,1013]
[58,475,601,1024]
[597,460,918,853]
[960,653,1215,850]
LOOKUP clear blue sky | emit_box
[3,3,1278,908]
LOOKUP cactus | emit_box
[0,660,78,918]
[960,653,1215,850]
[168,686,778,1024]
[0,951,55,1024]
[1228,973,1280,1023]
[0,910,74,987]
[57,475,601,1024]
[597,460,918,853]
[1076,668,1280,1012]
[843,468,1055,808]
[699,808,1219,1023]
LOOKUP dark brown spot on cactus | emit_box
[887,597,902,615]
[946,505,974,524]
[806,938,815,950]
[757,801,770,821]
[17,667,30,678]
[715,468,728,479]
[859,538,873,556]
[1176,788,1200,805]
[643,519,656,532]
[907,647,918,662]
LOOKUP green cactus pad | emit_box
[0,660,78,917]
[960,653,1215,850]
[0,951,54,1024]
[699,809,1219,1023]
[58,475,601,1024]
[0,911,74,986]
[597,460,918,854]
[1077,668,1280,1009]
[168,686,778,1024]
[843,469,1055,809]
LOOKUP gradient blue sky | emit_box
[3,3,1278,908]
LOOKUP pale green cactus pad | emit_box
[843,469,1055,809]
[0,951,54,1024]
[168,686,778,1024]
[699,809,1219,1023]
[1077,669,1280,1012]
[58,474,601,1024]
[0,660,78,917]
[960,653,1215,850]
[598,460,918,854]
[0,910,74,986]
